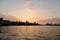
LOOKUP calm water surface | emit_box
[0,26,60,40]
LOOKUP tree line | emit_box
[0,18,40,26]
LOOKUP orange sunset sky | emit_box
[0,0,60,24]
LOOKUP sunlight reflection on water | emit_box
[0,26,60,40]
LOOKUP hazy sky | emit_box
[0,0,60,22]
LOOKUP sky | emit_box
[0,0,60,22]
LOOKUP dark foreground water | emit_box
[0,26,60,40]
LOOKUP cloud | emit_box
[37,17,60,24]
[0,13,19,21]
[23,0,36,14]
[26,7,35,14]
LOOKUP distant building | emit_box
[0,18,3,21]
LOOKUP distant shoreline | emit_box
[0,18,60,26]
[0,18,41,26]
[0,24,60,27]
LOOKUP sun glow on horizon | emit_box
[17,0,40,22]
[0,0,60,24]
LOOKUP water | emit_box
[0,26,60,40]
